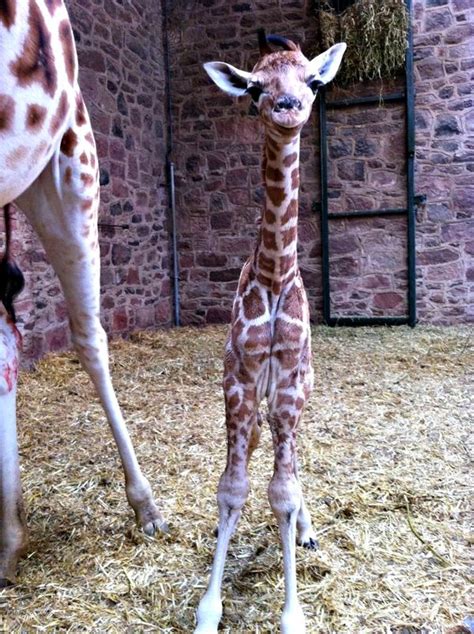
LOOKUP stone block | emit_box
[373,292,404,309]
[418,247,460,265]
[337,159,365,182]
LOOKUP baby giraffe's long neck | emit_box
[254,132,301,296]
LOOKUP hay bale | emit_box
[318,0,409,85]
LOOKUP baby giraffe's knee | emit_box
[268,474,302,522]
[217,469,250,514]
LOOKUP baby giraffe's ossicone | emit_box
[195,31,346,634]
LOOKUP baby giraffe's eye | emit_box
[246,84,263,102]
[307,78,324,94]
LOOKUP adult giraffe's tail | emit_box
[0,204,25,322]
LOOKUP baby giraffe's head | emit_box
[204,30,346,138]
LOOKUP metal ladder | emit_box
[317,0,422,327]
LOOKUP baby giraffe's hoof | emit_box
[302,537,319,550]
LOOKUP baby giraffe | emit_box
[195,32,346,633]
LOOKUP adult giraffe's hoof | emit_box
[0,577,15,588]
[127,478,168,536]
[142,516,169,536]
[135,498,168,536]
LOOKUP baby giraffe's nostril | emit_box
[274,95,302,111]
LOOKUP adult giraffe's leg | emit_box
[195,397,257,633]
[267,395,309,634]
[15,133,165,535]
[0,314,28,585]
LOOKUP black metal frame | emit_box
[318,0,417,327]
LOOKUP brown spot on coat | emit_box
[80,172,95,187]
[283,152,298,167]
[26,103,47,130]
[59,20,76,84]
[262,227,277,251]
[44,0,63,14]
[84,131,94,145]
[0,0,16,28]
[75,93,87,126]
[246,324,271,349]
[266,165,284,182]
[281,199,298,225]
[0,94,15,132]
[10,0,57,97]
[280,254,295,276]
[257,252,276,274]
[243,287,266,321]
[79,152,88,165]
[227,392,240,411]
[30,139,48,165]
[267,186,286,207]
[291,167,299,190]
[81,198,94,211]
[60,128,78,156]
[266,135,280,154]
[6,145,28,168]
[282,226,297,248]
[266,147,277,162]
[223,375,236,392]
[274,318,303,345]
[276,393,294,408]
[49,90,68,135]
[264,207,276,225]
[275,346,302,370]
[282,285,305,320]
[64,166,72,184]
[257,272,273,288]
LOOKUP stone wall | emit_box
[168,0,321,325]
[413,0,473,323]
[2,0,472,363]
[169,0,473,325]
[6,0,173,360]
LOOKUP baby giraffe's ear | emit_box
[307,43,347,86]
[203,62,251,96]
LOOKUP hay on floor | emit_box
[1,325,472,633]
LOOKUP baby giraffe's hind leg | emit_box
[15,124,165,535]
[268,396,312,634]
[295,456,318,549]
[246,410,263,465]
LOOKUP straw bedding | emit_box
[1,325,472,633]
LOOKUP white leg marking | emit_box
[269,474,306,634]
[195,466,250,633]
[0,315,28,584]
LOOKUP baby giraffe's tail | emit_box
[0,204,25,322]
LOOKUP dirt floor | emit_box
[1,325,472,633]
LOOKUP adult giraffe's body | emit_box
[196,32,346,633]
[0,0,164,586]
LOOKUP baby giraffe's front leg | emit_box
[195,393,258,633]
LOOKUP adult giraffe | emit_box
[195,32,346,633]
[0,0,164,586]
